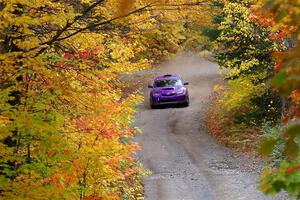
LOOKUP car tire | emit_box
[150,98,157,109]
[183,96,189,107]
[151,104,157,109]
[182,102,189,107]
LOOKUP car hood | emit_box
[152,86,185,94]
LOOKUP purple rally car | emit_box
[148,74,189,108]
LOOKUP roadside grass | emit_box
[207,92,264,155]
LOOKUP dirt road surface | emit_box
[135,53,288,200]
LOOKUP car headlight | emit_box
[177,88,186,94]
[153,92,160,96]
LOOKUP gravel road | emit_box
[135,53,288,200]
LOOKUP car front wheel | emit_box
[151,104,158,109]
[150,98,158,109]
[183,96,189,107]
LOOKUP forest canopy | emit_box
[0,0,211,199]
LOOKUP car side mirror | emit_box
[148,85,153,88]
[184,82,189,85]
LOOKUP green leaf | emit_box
[276,11,287,21]
[271,72,288,86]
[259,138,278,156]
[263,0,275,9]
[272,180,286,193]
[284,139,299,158]
[285,122,300,138]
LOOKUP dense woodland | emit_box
[207,0,300,198]
[0,0,210,199]
[1,0,300,199]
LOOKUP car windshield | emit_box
[154,79,182,87]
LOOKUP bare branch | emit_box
[44,1,159,43]
[41,0,106,46]
[153,1,209,7]
[35,0,208,56]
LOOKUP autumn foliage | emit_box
[0,0,211,199]
[208,0,300,198]
[249,0,300,198]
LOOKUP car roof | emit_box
[155,74,180,81]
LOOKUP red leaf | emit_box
[286,164,300,175]
[64,53,74,59]
[274,60,284,72]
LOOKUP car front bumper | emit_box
[151,94,188,106]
